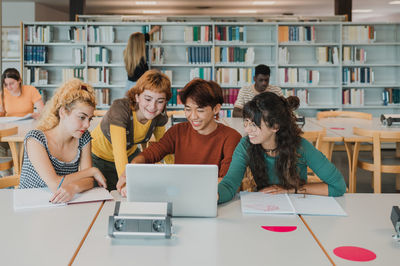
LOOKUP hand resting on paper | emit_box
[260,185,295,195]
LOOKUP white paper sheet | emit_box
[240,191,347,216]
[13,187,113,210]
[0,114,33,124]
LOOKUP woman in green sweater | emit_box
[218,92,347,204]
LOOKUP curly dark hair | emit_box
[243,92,305,191]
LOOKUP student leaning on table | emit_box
[218,92,347,204]
[19,79,107,203]
[117,78,242,196]
[91,70,171,191]
[0,68,44,119]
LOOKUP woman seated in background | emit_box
[218,92,347,204]
[19,79,106,204]
[91,69,171,191]
[0,68,44,119]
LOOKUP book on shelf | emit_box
[189,68,212,80]
[87,26,115,43]
[342,67,374,85]
[342,46,367,64]
[283,88,309,107]
[168,88,183,106]
[240,192,347,216]
[278,68,319,85]
[24,25,52,43]
[214,26,246,42]
[62,68,86,83]
[95,88,111,106]
[215,47,254,64]
[343,25,376,43]
[219,109,233,118]
[24,67,48,85]
[161,70,173,83]
[68,26,86,43]
[88,47,110,64]
[316,46,339,64]
[88,67,110,84]
[278,47,289,65]
[151,47,164,64]
[278,26,316,43]
[382,88,400,106]
[186,46,212,64]
[222,88,240,106]
[184,26,212,43]
[342,88,364,106]
[216,68,253,86]
[24,46,48,64]
[73,47,85,65]
[150,25,162,42]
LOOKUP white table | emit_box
[302,194,400,265]
[0,190,103,266]
[73,199,331,266]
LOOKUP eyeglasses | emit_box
[243,119,259,131]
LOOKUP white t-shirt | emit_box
[234,84,283,108]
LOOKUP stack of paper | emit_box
[240,192,347,216]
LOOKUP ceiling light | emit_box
[389,1,400,4]
[142,10,161,14]
[136,1,157,5]
[253,1,275,5]
[352,9,372,13]
[238,10,257,13]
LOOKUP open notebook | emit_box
[13,187,113,210]
[240,192,347,216]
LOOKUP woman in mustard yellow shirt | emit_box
[91,70,171,190]
[1,68,44,119]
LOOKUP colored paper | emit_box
[333,246,376,262]
[261,226,297,232]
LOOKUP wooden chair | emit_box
[302,128,327,183]
[0,126,19,188]
[93,109,107,117]
[317,110,372,120]
[350,127,400,193]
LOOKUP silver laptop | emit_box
[126,164,218,217]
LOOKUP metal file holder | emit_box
[391,206,400,241]
[108,201,173,239]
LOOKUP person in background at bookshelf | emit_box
[0,68,44,119]
[124,26,161,90]
[91,70,171,191]
[218,92,346,204]
[233,64,282,117]
[19,79,107,203]
[117,78,242,196]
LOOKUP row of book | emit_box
[95,88,111,107]
[343,46,367,64]
[24,26,52,43]
[189,68,212,80]
[151,47,164,64]
[215,68,255,86]
[184,26,213,43]
[186,47,212,64]
[282,88,309,106]
[167,88,240,107]
[315,47,339,64]
[342,67,374,84]
[87,26,115,43]
[24,46,48,64]
[278,26,316,43]
[87,67,110,84]
[62,68,85,82]
[214,26,247,42]
[342,26,376,43]
[343,88,365,106]
[214,47,254,64]
[382,88,400,105]
[88,47,110,64]
[69,26,86,43]
[278,68,320,85]
[24,67,48,85]
[73,48,85,65]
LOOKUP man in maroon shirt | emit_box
[117,78,242,196]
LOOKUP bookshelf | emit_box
[21,21,400,116]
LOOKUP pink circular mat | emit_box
[333,246,376,262]
[261,226,297,232]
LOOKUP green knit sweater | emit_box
[218,137,347,203]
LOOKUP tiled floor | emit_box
[331,150,399,193]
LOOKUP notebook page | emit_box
[288,194,347,216]
[240,192,296,214]
[68,187,113,204]
[13,188,65,210]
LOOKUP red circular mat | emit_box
[261,226,297,232]
[333,246,376,262]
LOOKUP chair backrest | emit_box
[302,128,327,152]
[317,111,372,120]
[0,175,20,189]
[93,110,107,117]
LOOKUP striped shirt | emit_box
[19,129,91,189]
[234,84,283,109]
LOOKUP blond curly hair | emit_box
[37,79,96,131]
